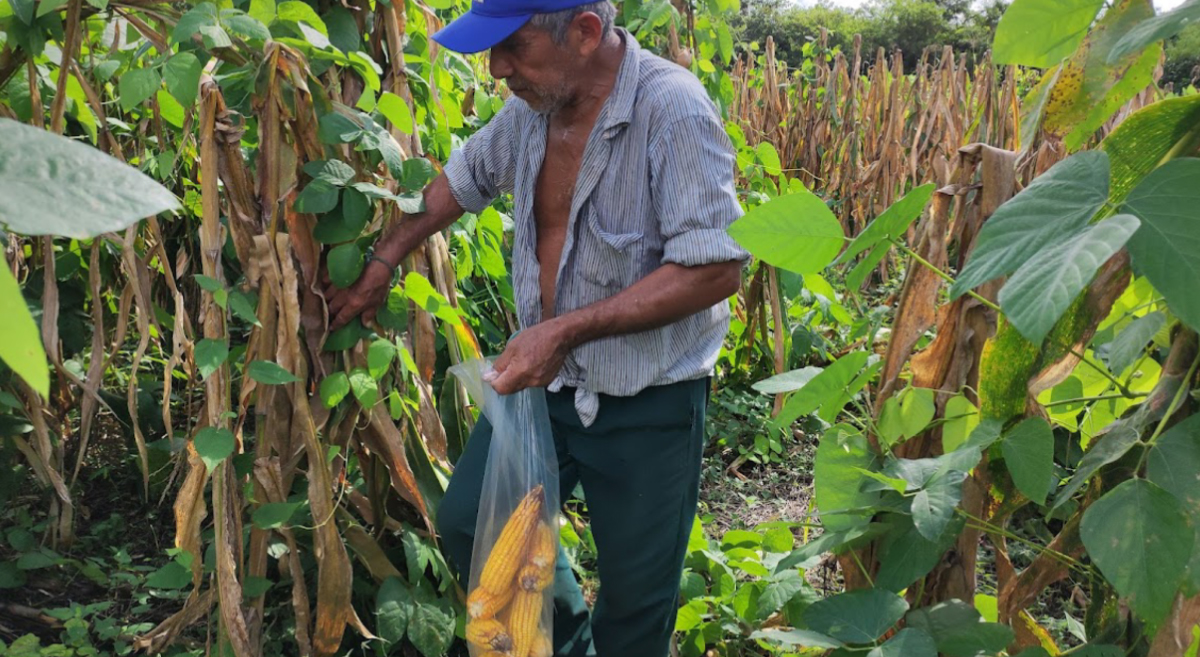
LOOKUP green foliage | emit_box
[726,187,844,275]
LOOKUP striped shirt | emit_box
[443,28,749,426]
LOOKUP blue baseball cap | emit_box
[431,0,597,53]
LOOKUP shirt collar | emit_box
[599,28,641,135]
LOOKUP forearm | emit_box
[555,261,742,349]
[373,173,464,266]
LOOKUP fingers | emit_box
[330,299,360,330]
[488,367,521,395]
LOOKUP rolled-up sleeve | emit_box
[443,100,520,213]
[649,114,750,267]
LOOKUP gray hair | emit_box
[528,1,616,44]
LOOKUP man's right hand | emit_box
[325,258,396,330]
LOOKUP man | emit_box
[325,1,748,654]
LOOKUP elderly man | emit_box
[325,1,748,654]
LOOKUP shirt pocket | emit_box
[576,205,644,290]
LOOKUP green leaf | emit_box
[992,0,1104,67]
[868,628,937,657]
[10,0,35,23]
[0,119,180,238]
[246,360,300,385]
[761,527,795,553]
[727,187,844,275]
[1147,414,1200,595]
[775,351,870,428]
[1123,158,1200,332]
[324,320,366,351]
[194,427,236,472]
[757,570,812,620]
[223,12,271,41]
[0,266,49,398]
[1082,479,1193,625]
[303,159,356,186]
[837,183,935,264]
[846,241,891,291]
[403,272,460,325]
[406,597,454,657]
[756,142,782,177]
[16,550,57,570]
[1073,645,1125,657]
[802,588,908,644]
[276,0,327,35]
[0,562,27,589]
[295,179,340,214]
[324,6,361,53]
[327,243,364,289]
[1052,419,1141,508]
[999,214,1140,344]
[878,387,935,447]
[752,366,822,394]
[319,112,363,144]
[1001,417,1056,506]
[349,368,377,409]
[172,2,219,43]
[911,469,967,541]
[242,576,272,598]
[906,600,1015,657]
[145,560,191,589]
[950,151,1109,300]
[941,394,980,453]
[163,52,202,107]
[118,67,161,112]
[194,339,228,380]
[313,190,372,244]
[1110,0,1200,63]
[1105,311,1166,375]
[876,515,965,592]
[249,0,276,25]
[318,372,350,408]
[814,423,879,532]
[378,92,414,135]
[229,290,261,326]
[251,502,299,529]
[375,577,412,650]
[748,628,843,649]
[368,339,396,380]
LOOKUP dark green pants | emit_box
[436,378,709,657]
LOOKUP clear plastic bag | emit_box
[449,358,559,657]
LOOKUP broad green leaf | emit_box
[802,588,908,644]
[349,368,378,409]
[837,183,935,264]
[0,119,180,238]
[294,179,340,214]
[814,424,879,532]
[302,159,356,186]
[1105,311,1166,375]
[1073,647,1124,657]
[378,93,413,135]
[242,576,272,598]
[757,570,812,620]
[327,243,363,289]
[775,351,870,428]
[992,0,1104,67]
[276,0,327,35]
[194,427,236,472]
[17,550,57,570]
[1110,0,1200,63]
[1102,95,1200,203]
[324,320,367,351]
[118,68,161,112]
[223,12,271,41]
[876,515,965,592]
[1147,414,1200,595]
[1041,0,1161,151]
[249,0,275,24]
[319,372,350,408]
[675,599,704,631]
[172,2,218,43]
[1052,415,1141,508]
[748,628,843,649]
[194,339,229,380]
[1123,158,1200,332]
[761,527,794,553]
[1001,417,1055,505]
[846,241,890,291]
[974,594,999,622]
[145,560,191,589]
[0,562,28,589]
[163,52,202,107]
[404,272,460,325]
[325,6,361,53]
[368,339,396,380]
[752,366,822,394]
[756,142,782,177]
[229,290,260,326]
[727,187,844,275]
[0,266,49,398]
[942,394,980,453]
[907,600,1015,657]
[251,502,299,529]
[319,112,363,144]
[313,190,372,244]
[868,628,937,657]
[1081,479,1193,625]
[10,0,35,23]
[878,387,936,447]
[406,598,454,657]
[912,469,967,541]
[246,360,300,385]
[776,524,882,572]
[999,214,1140,343]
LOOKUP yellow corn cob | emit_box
[468,584,514,620]
[482,652,509,657]
[518,563,553,592]
[507,590,542,657]
[526,521,557,570]
[479,485,544,594]
[466,618,514,653]
[531,632,553,657]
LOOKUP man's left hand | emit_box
[485,319,575,395]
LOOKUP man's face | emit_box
[488,25,576,114]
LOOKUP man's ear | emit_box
[571,12,605,55]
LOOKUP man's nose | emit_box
[488,51,513,80]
